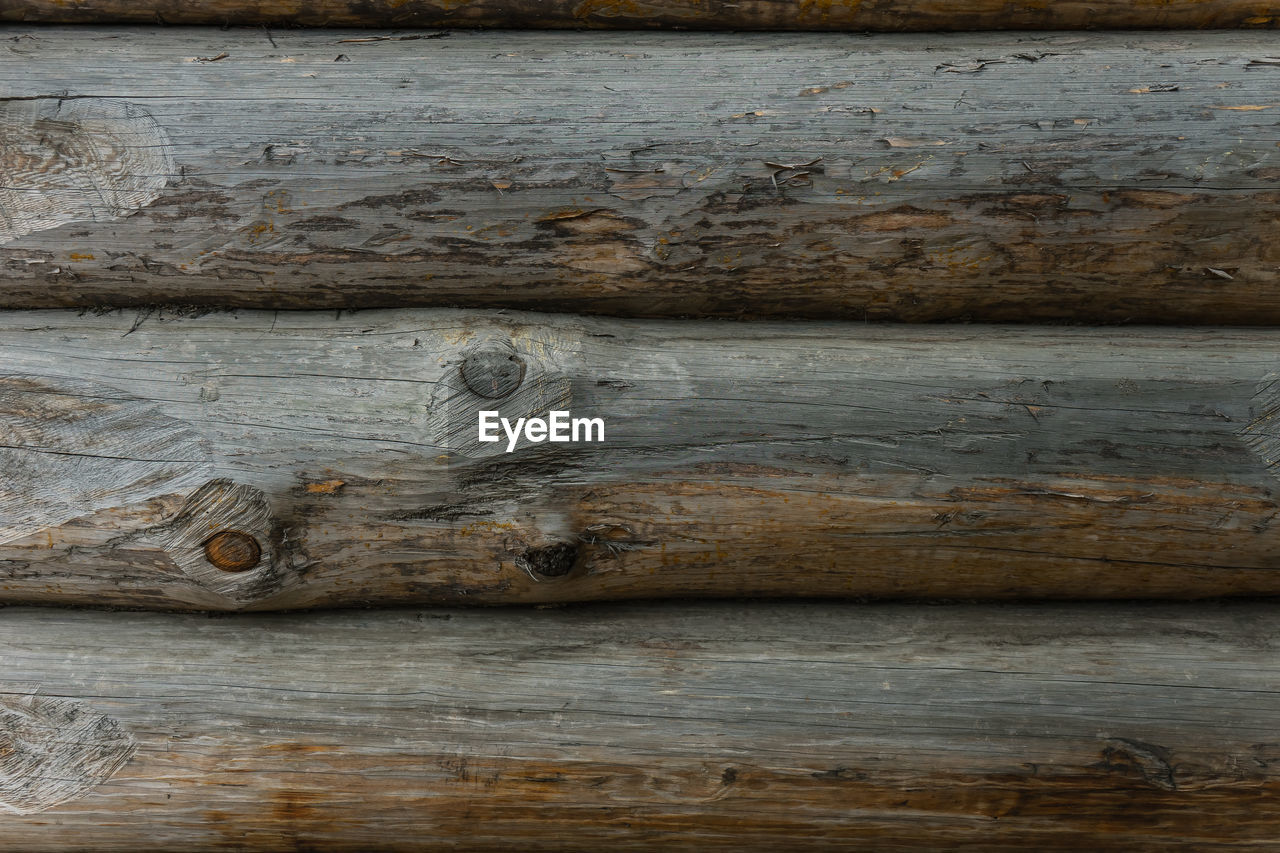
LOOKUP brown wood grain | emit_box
[2,29,1279,321]
[2,602,1280,849]
[1,0,1276,30]
[3,309,1280,610]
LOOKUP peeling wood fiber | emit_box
[0,373,212,546]
[0,694,136,816]
[1,0,1276,31]
[1,603,1279,849]
[4,309,1280,609]
[2,29,1279,322]
[0,97,173,244]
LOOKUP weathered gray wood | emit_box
[2,602,1279,848]
[4,0,1278,31]
[2,28,1279,322]
[3,308,1280,609]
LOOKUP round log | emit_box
[4,309,1280,610]
[2,602,1279,848]
[1,29,1279,322]
[1,0,1276,31]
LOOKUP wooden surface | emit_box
[2,28,1279,322]
[2,602,1279,849]
[4,309,1280,609]
[2,0,1277,30]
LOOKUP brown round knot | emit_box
[202,530,262,573]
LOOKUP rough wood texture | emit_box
[2,603,1280,848]
[4,309,1280,609]
[2,0,1277,30]
[0,694,135,817]
[2,28,1279,322]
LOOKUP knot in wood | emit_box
[517,543,579,579]
[461,349,526,399]
[202,530,262,573]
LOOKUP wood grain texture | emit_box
[3,308,1280,609]
[0,98,173,244]
[2,28,1280,322]
[0,694,135,816]
[2,602,1280,849]
[2,0,1277,31]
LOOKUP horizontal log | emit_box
[3,0,1276,30]
[4,309,1280,609]
[3,602,1280,848]
[2,28,1280,321]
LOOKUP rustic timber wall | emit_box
[1,29,1279,321]
[4,603,1280,849]
[4,5,1279,850]
[3,0,1277,30]
[4,309,1280,609]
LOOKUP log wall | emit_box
[4,15,1277,850]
